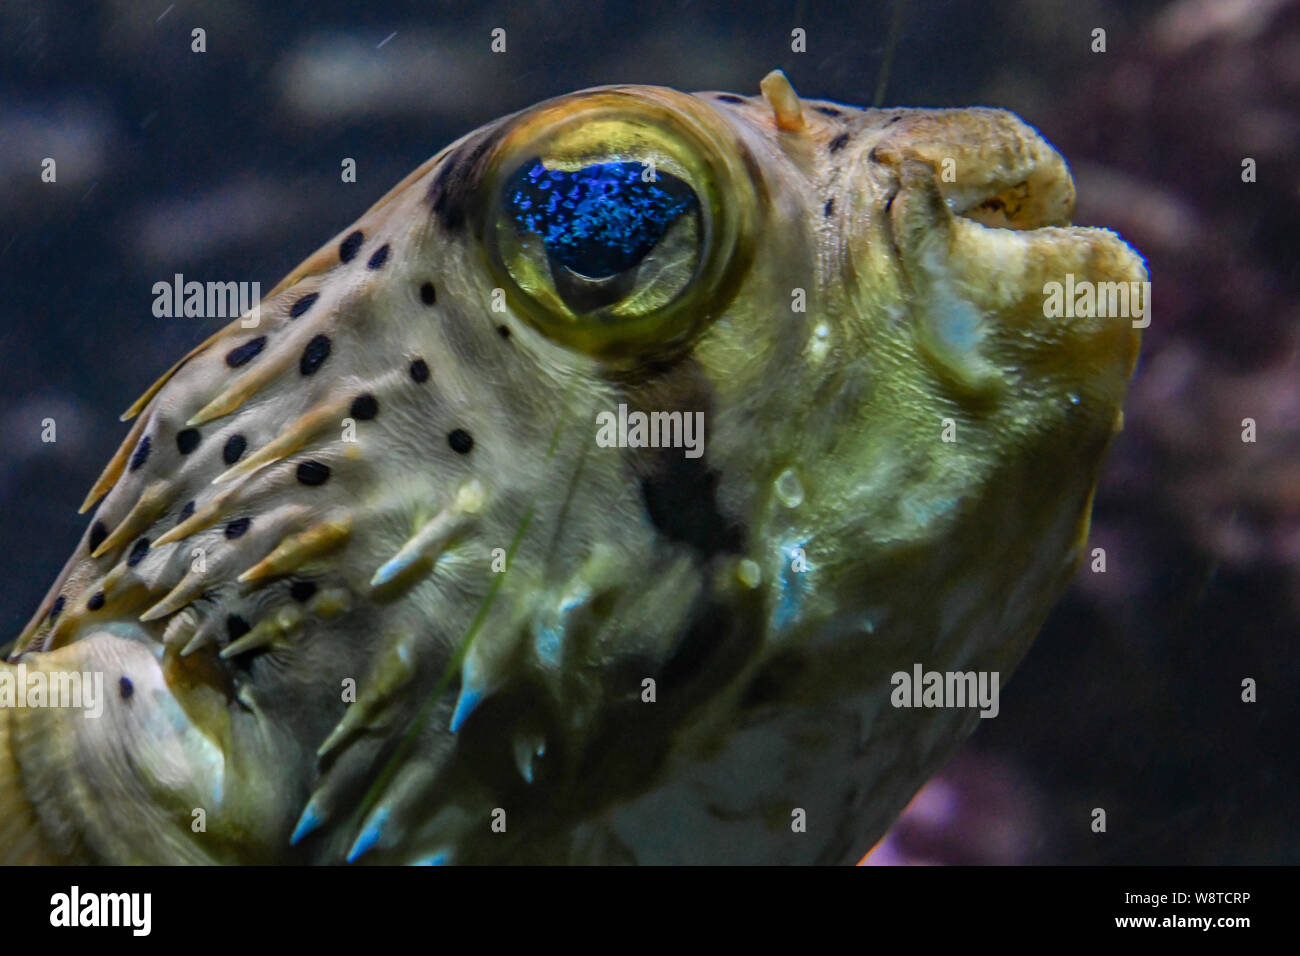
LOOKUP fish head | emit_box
[2,73,1143,864]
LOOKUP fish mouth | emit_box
[0,628,300,863]
[846,106,1144,399]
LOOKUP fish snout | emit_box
[846,108,1144,401]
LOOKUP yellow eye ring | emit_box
[477,87,761,361]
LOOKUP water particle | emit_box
[775,468,805,508]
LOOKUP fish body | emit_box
[2,73,1143,864]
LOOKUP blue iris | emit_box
[504,160,698,278]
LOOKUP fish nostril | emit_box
[419,281,437,305]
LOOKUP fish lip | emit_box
[944,163,1075,232]
[9,616,166,664]
[863,109,1078,233]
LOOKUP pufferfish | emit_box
[1,71,1143,864]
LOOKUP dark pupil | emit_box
[505,160,698,278]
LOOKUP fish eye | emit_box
[481,90,759,358]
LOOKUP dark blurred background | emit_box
[1,0,1296,864]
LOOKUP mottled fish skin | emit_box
[1,72,1143,864]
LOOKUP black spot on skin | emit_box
[419,281,436,305]
[339,230,364,263]
[828,132,851,153]
[640,456,744,558]
[226,615,251,640]
[129,435,151,472]
[409,358,429,383]
[225,516,251,539]
[815,105,843,117]
[119,676,133,700]
[178,500,195,526]
[127,537,150,567]
[497,325,510,339]
[448,429,473,454]
[88,521,108,554]
[660,601,729,690]
[887,114,902,125]
[176,427,201,455]
[223,433,246,465]
[824,197,835,218]
[225,336,266,368]
[87,592,105,611]
[300,334,331,375]
[296,460,331,486]
[290,293,319,318]
[350,393,379,420]
[49,595,65,622]
[427,129,500,231]
[714,94,745,104]
[367,244,390,270]
[289,580,318,602]
[741,652,806,710]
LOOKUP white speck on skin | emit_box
[775,467,805,508]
